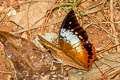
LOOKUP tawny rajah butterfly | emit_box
[38,10,96,70]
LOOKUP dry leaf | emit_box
[0,31,68,80]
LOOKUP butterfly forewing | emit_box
[59,10,88,44]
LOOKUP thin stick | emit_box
[94,61,104,75]
[110,0,120,52]
[0,71,12,74]
[40,10,53,34]
[96,43,120,54]
[100,70,120,80]
[26,0,32,40]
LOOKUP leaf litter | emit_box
[0,0,120,80]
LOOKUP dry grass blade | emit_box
[96,43,120,54]
[110,0,120,52]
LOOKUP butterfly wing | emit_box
[59,10,96,69]
[38,35,90,70]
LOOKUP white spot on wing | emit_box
[76,46,81,52]
[70,35,80,45]
[60,28,66,38]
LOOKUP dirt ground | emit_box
[0,0,120,80]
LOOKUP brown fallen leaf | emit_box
[0,31,68,80]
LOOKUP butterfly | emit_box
[38,10,96,70]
